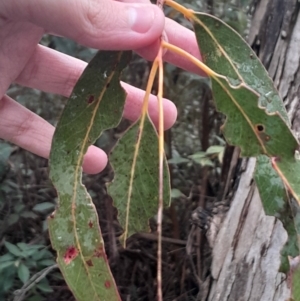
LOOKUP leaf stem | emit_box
[164,0,194,19]
[162,41,219,78]
[156,45,164,301]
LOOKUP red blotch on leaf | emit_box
[87,95,95,104]
[86,259,93,267]
[63,246,78,264]
[88,220,93,228]
[104,280,111,288]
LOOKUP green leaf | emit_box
[33,202,55,212]
[3,274,14,292]
[4,241,23,257]
[18,263,30,283]
[8,213,19,226]
[189,152,213,166]
[38,259,56,266]
[205,145,224,155]
[192,13,289,123]
[0,253,14,263]
[16,242,30,251]
[168,156,190,164]
[188,152,206,160]
[32,249,53,261]
[193,13,300,203]
[36,279,53,293]
[255,155,300,271]
[20,211,38,219]
[108,117,170,243]
[292,265,300,301]
[171,189,183,198]
[0,260,15,271]
[48,51,131,301]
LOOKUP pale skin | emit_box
[0,0,203,174]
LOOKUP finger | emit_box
[0,95,107,174]
[121,82,177,130]
[116,0,149,3]
[0,21,43,97]
[15,45,177,129]
[1,0,165,50]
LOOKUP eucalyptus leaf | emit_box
[48,50,131,301]
[108,117,170,243]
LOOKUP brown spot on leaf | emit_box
[87,95,95,104]
[104,280,111,288]
[88,220,93,228]
[63,246,78,264]
[86,259,93,267]
[94,246,105,258]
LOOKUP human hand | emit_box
[0,0,202,174]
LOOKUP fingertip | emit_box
[164,99,177,130]
[82,146,108,174]
[148,97,177,130]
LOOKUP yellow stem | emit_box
[164,0,194,19]
[156,45,164,301]
[162,41,221,78]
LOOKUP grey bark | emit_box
[206,1,300,300]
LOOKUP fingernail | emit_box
[128,5,156,33]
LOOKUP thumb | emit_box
[1,0,165,50]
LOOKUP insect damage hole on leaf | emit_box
[256,124,265,132]
[63,246,78,264]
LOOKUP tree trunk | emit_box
[207,1,300,300]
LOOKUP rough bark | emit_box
[207,1,300,300]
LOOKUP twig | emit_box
[13,263,58,301]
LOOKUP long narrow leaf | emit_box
[108,117,170,244]
[49,51,131,301]
[191,13,300,205]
